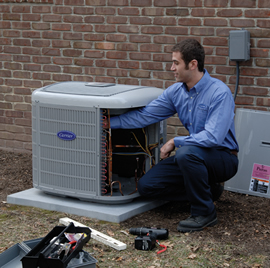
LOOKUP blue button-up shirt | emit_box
[110,69,239,151]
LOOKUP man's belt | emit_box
[230,150,238,157]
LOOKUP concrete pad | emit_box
[7,188,167,223]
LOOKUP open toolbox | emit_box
[0,222,97,268]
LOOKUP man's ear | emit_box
[189,59,198,70]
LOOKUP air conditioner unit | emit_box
[225,108,270,198]
[32,82,166,204]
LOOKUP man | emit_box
[109,39,239,232]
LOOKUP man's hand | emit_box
[160,138,175,159]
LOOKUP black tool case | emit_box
[21,222,91,268]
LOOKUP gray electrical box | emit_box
[225,108,270,198]
[229,30,250,61]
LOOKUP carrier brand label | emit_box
[57,130,76,141]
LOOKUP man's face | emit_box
[171,51,190,83]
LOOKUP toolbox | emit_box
[0,222,97,268]
[21,222,91,268]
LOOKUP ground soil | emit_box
[0,149,270,266]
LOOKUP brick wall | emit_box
[0,0,270,152]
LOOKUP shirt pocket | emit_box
[196,104,208,131]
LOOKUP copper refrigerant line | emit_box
[101,109,158,197]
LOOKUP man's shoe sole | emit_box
[177,218,218,233]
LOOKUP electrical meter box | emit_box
[225,108,270,198]
[32,82,166,204]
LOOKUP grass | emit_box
[0,203,267,268]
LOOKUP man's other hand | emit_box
[160,138,175,159]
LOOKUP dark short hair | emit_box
[172,39,205,72]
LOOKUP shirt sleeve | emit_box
[110,86,177,129]
[174,90,235,148]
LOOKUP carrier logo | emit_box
[57,131,76,141]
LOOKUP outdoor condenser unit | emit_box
[225,108,270,198]
[32,82,166,204]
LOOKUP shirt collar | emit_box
[191,69,210,94]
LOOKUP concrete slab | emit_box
[7,188,167,223]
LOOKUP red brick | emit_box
[118,78,139,85]
[106,34,127,42]
[43,15,62,22]
[229,76,254,85]
[85,67,105,75]
[258,0,270,8]
[130,17,152,25]
[64,15,83,23]
[191,8,215,17]
[107,16,127,24]
[140,44,162,52]
[74,59,94,66]
[178,0,202,6]
[191,27,214,36]
[141,26,163,34]
[231,19,255,28]
[43,65,61,72]
[231,0,256,7]
[153,53,172,62]
[74,7,94,15]
[3,14,20,21]
[22,47,40,55]
[109,0,129,5]
[22,14,41,21]
[242,87,268,96]
[5,110,23,118]
[32,40,51,47]
[118,25,139,33]
[4,62,22,70]
[14,104,31,112]
[154,36,175,44]
[141,79,163,88]
[203,37,228,46]
[12,22,31,30]
[257,98,270,106]
[63,66,82,74]
[204,18,227,26]
[33,56,51,64]
[154,0,176,6]
[166,8,189,16]
[63,49,82,57]
[96,60,116,68]
[23,31,41,38]
[258,20,270,29]
[64,0,84,5]
[52,40,71,48]
[95,25,116,33]
[165,27,188,35]
[235,96,254,105]
[63,33,83,40]
[74,42,92,49]
[96,77,116,83]
[74,76,93,82]
[130,52,151,61]
[33,72,51,80]
[205,0,228,6]
[216,66,235,75]
[107,69,128,77]
[257,78,270,87]
[256,58,270,67]
[217,9,242,17]
[142,62,163,70]
[0,38,11,45]
[14,87,31,95]
[73,25,93,33]
[13,38,31,46]
[32,23,50,30]
[0,70,11,77]
[6,79,22,86]
[12,6,30,13]
[249,29,270,38]
[32,6,51,13]
[43,31,61,39]
[118,7,139,15]
[85,16,105,23]
[115,43,138,52]
[178,18,201,26]
[24,64,41,71]
[84,34,105,41]
[52,23,71,31]
[3,30,20,37]
[118,61,139,69]
[4,46,21,54]
[0,6,10,13]
[0,86,12,93]
[154,17,177,25]
[13,71,31,79]
[130,70,150,78]
[24,80,42,88]
[130,35,151,43]
[84,50,104,58]
[53,6,72,14]
[95,42,115,50]
[0,21,11,29]
[245,9,270,18]
[85,0,106,5]
[53,74,72,81]
[53,57,73,65]
[153,71,174,80]
[106,51,127,59]
[5,94,23,102]
[96,7,116,15]
[142,7,164,16]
